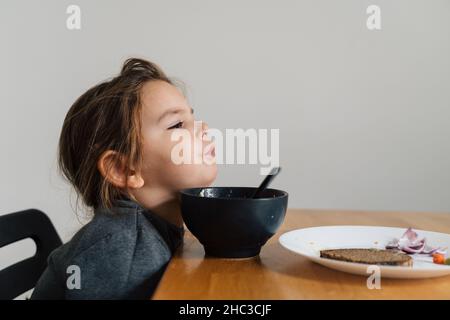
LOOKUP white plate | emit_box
[279,226,450,279]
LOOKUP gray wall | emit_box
[1,0,449,276]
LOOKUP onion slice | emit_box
[385,227,447,256]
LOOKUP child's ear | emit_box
[97,150,144,189]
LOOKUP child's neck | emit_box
[132,187,184,228]
[149,198,183,228]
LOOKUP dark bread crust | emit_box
[320,248,413,266]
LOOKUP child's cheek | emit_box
[166,129,199,162]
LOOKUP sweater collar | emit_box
[111,197,185,234]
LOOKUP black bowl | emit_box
[179,187,288,258]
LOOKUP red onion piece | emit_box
[385,228,447,256]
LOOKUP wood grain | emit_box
[153,209,450,299]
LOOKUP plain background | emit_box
[1,0,449,288]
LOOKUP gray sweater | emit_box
[31,199,185,300]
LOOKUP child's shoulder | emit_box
[50,205,172,270]
[35,205,174,299]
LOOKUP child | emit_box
[31,58,217,299]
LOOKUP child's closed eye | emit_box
[168,121,183,129]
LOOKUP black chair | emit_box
[0,209,62,300]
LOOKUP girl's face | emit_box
[136,80,217,193]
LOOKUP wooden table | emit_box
[153,209,450,299]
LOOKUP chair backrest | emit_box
[0,209,62,299]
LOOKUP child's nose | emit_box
[201,122,209,140]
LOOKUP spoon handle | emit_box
[252,167,281,198]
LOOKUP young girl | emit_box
[31,58,217,299]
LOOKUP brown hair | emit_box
[58,58,172,211]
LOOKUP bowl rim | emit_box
[179,186,289,201]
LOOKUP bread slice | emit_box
[320,248,413,266]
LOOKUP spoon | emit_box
[251,167,282,198]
